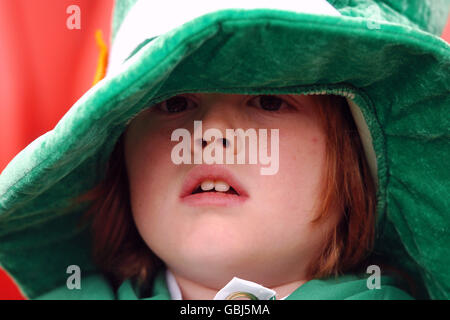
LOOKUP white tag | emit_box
[213,277,277,300]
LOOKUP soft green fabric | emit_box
[36,273,116,300]
[0,0,449,300]
[328,0,450,36]
[36,267,413,300]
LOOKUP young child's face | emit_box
[124,93,339,287]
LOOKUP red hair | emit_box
[307,95,376,278]
[77,94,377,289]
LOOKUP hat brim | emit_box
[0,9,449,299]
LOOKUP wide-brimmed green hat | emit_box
[0,0,449,299]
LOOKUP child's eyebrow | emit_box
[283,94,309,107]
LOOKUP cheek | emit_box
[260,124,326,223]
[124,120,176,220]
[125,117,175,180]
[280,122,325,164]
[280,124,326,187]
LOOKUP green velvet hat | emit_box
[0,0,449,299]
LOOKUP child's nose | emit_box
[197,136,230,149]
[198,97,240,130]
[191,100,242,157]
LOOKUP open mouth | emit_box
[179,165,248,206]
[191,183,240,195]
[183,180,245,207]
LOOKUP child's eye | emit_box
[247,95,290,112]
[156,95,196,113]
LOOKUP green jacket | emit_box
[36,267,413,300]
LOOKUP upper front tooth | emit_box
[214,180,230,192]
[200,180,215,191]
[200,180,230,192]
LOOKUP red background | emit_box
[0,0,449,299]
[0,0,114,299]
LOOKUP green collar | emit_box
[116,268,414,300]
[117,269,171,300]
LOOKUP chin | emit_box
[177,244,260,271]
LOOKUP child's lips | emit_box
[181,191,248,207]
[179,164,249,207]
